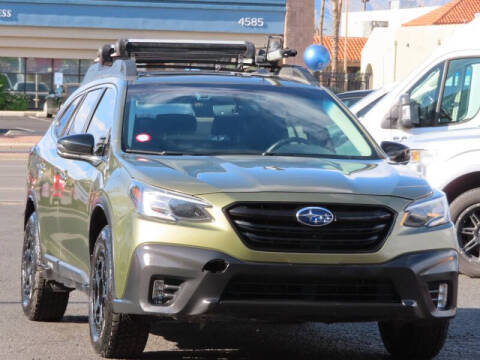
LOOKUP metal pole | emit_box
[34,72,39,109]
[343,0,349,91]
[393,40,398,82]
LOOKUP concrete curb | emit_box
[0,110,45,117]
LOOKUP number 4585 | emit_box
[238,17,265,27]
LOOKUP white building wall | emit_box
[361,28,396,88]
[361,23,464,88]
[340,7,438,38]
[394,24,463,80]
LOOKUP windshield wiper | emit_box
[125,149,185,156]
[262,151,305,157]
[261,152,333,158]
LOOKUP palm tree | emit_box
[318,0,326,45]
[331,0,343,73]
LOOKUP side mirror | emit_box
[397,94,420,129]
[381,141,411,164]
[57,134,101,165]
[382,94,420,129]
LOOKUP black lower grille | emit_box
[225,202,395,253]
[221,276,400,303]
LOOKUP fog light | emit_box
[428,281,449,310]
[152,280,166,305]
[437,283,448,311]
[151,278,181,305]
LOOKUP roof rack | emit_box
[83,37,303,84]
[112,39,256,64]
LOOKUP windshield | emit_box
[122,81,378,159]
[355,93,387,118]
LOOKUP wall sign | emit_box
[0,9,13,18]
[238,17,265,27]
[54,72,63,86]
[0,1,285,34]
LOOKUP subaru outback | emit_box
[21,39,458,359]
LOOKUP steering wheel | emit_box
[439,107,452,121]
[264,137,311,154]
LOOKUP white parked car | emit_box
[357,18,480,277]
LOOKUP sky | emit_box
[314,0,451,34]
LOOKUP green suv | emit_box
[22,39,458,359]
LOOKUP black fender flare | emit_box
[89,196,117,296]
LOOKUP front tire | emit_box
[21,212,69,321]
[450,188,480,277]
[379,320,449,359]
[89,225,150,359]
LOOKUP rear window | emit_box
[122,82,378,159]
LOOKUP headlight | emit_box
[402,191,450,228]
[409,149,436,177]
[129,180,212,222]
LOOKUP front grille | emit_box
[221,276,400,303]
[225,203,395,253]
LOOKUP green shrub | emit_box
[0,74,28,111]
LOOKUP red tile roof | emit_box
[313,35,367,62]
[403,0,480,26]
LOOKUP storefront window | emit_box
[80,59,93,75]
[0,57,25,73]
[54,59,79,75]
[26,58,52,73]
[1,57,91,109]
[24,73,52,92]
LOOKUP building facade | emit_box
[339,6,438,38]
[0,0,287,108]
[360,0,480,88]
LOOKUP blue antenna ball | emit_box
[303,44,330,71]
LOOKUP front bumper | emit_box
[113,245,458,323]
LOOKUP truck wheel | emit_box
[21,212,69,321]
[450,188,480,277]
[89,225,150,358]
[378,319,449,358]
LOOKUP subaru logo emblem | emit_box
[296,207,334,227]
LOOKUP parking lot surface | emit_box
[1,116,480,359]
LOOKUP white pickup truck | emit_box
[353,18,480,276]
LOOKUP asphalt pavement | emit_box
[0,115,52,136]
[0,116,479,359]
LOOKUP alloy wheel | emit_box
[21,221,36,307]
[456,204,480,261]
[91,250,107,338]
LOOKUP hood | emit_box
[119,154,432,200]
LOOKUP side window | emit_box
[409,64,443,127]
[87,88,116,155]
[68,88,103,135]
[439,58,480,124]
[54,96,82,137]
